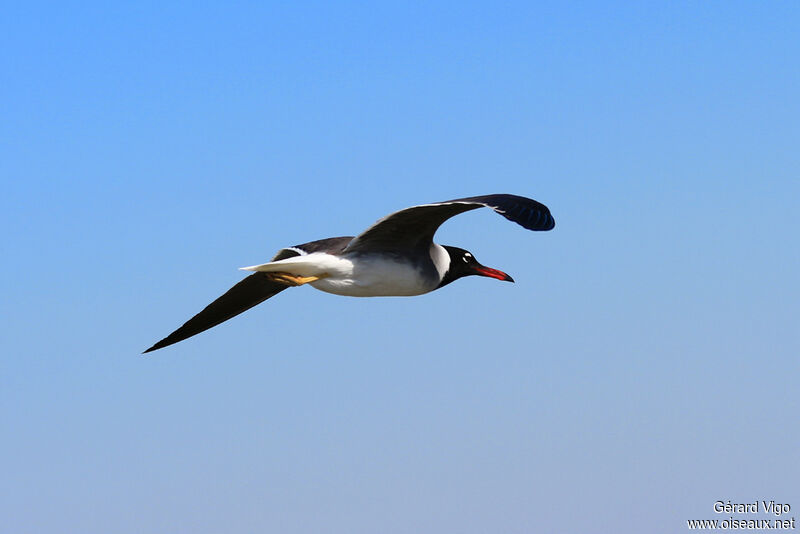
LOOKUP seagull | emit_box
[144,194,554,353]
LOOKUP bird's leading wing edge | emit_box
[344,193,554,253]
[143,272,292,353]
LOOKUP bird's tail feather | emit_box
[239,253,337,276]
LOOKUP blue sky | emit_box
[1,2,798,533]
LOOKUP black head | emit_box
[437,246,515,288]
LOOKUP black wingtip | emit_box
[455,194,555,232]
[143,337,177,354]
[140,272,294,355]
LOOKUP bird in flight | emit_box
[144,194,555,353]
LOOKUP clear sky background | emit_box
[1,2,798,533]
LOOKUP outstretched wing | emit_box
[344,194,555,253]
[143,237,357,353]
[143,247,308,353]
[143,272,292,353]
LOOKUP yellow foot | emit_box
[267,272,323,286]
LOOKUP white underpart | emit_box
[429,243,449,281]
[240,247,448,297]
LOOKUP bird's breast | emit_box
[309,251,440,297]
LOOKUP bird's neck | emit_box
[429,243,450,283]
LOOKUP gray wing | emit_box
[143,237,357,353]
[143,272,292,353]
[143,247,307,353]
[344,194,555,253]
